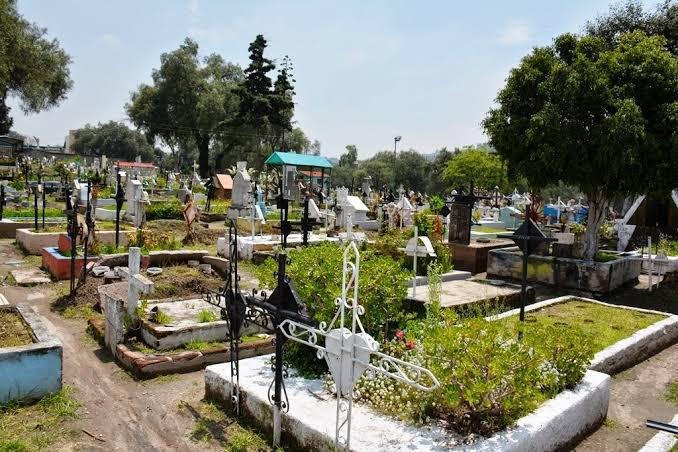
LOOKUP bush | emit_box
[350,312,594,436]
[146,200,184,220]
[254,243,412,377]
[127,229,180,252]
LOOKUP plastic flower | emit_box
[405,340,416,350]
[395,330,405,340]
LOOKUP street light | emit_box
[393,136,402,188]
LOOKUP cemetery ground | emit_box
[0,219,677,450]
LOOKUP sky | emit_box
[8,0,659,159]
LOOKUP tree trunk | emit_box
[583,190,609,261]
[197,134,210,178]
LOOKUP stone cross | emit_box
[134,188,150,228]
[117,247,154,318]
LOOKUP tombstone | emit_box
[255,184,267,218]
[500,206,522,229]
[336,187,369,229]
[133,187,150,228]
[448,202,471,244]
[125,179,143,222]
[361,175,372,198]
[117,247,154,319]
[227,162,253,220]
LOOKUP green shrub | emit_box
[153,309,172,325]
[254,243,412,377]
[412,210,434,236]
[351,308,594,436]
[9,179,24,191]
[146,200,184,220]
[429,195,444,213]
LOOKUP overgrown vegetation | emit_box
[145,200,184,221]
[664,380,678,406]
[196,310,219,323]
[0,310,33,347]
[0,387,79,451]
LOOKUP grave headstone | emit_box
[227,162,253,220]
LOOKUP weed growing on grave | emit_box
[0,386,79,451]
[153,309,172,325]
[196,309,219,323]
[62,304,99,320]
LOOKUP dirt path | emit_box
[0,240,218,451]
[575,342,678,451]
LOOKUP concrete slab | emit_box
[146,298,220,327]
[406,279,524,308]
[10,268,51,286]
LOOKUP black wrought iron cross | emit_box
[498,219,556,321]
[203,221,316,448]
[64,185,81,295]
[114,172,125,248]
[0,185,5,221]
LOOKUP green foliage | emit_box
[412,211,434,236]
[146,200,184,221]
[664,379,678,406]
[71,121,161,162]
[444,146,506,192]
[569,223,586,235]
[153,309,172,325]
[127,229,180,253]
[8,179,24,191]
[254,243,411,377]
[197,309,219,323]
[135,299,149,320]
[484,31,678,258]
[428,195,444,213]
[4,206,62,218]
[0,1,72,133]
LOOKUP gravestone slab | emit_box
[448,203,471,244]
[406,279,532,308]
[11,269,51,285]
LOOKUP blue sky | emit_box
[9,0,658,159]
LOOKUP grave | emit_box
[41,234,99,280]
[10,268,51,285]
[139,298,267,350]
[227,161,253,220]
[405,278,533,310]
[487,247,642,293]
[0,304,62,404]
[451,238,515,274]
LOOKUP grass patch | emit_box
[0,310,34,347]
[603,417,622,428]
[664,380,678,406]
[594,252,619,262]
[4,207,62,218]
[4,273,17,286]
[197,309,219,323]
[153,309,172,325]
[472,226,508,233]
[61,305,100,321]
[179,400,271,450]
[500,299,666,352]
[0,386,79,451]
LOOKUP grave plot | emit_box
[0,304,62,404]
[94,247,274,378]
[490,295,678,374]
[205,241,615,451]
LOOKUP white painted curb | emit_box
[488,295,678,375]
[638,413,678,452]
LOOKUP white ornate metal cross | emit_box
[279,241,440,450]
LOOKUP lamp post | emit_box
[393,135,401,188]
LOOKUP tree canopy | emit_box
[483,31,678,258]
[126,38,243,177]
[71,121,162,163]
[444,145,506,192]
[0,0,72,133]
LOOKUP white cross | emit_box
[279,242,439,451]
[117,247,154,318]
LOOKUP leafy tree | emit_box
[426,147,454,194]
[394,149,428,191]
[339,145,358,167]
[127,38,243,177]
[483,31,678,259]
[444,146,505,192]
[71,121,162,162]
[0,0,72,133]
[586,0,678,54]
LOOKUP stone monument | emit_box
[227,162,253,220]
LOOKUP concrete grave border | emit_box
[17,228,133,255]
[639,412,678,452]
[488,295,678,375]
[0,304,62,404]
[205,355,610,452]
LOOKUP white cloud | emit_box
[497,21,530,45]
[100,33,121,47]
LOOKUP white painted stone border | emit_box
[205,356,610,452]
[488,295,678,375]
[639,413,678,452]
